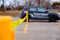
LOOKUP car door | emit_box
[36,7,49,20]
[28,7,37,18]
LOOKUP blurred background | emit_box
[0,0,60,16]
[0,0,60,40]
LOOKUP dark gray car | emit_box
[20,6,60,22]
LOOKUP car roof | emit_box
[24,6,44,9]
[23,6,47,11]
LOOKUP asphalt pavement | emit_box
[12,17,60,40]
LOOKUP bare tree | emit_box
[14,0,17,9]
[25,0,35,6]
[42,0,50,8]
[33,0,40,6]
[2,0,4,5]
[34,0,50,8]
[24,0,51,8]
[1,0,5,11]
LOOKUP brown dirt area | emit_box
[0,10,20,17]
[50,9,60,12]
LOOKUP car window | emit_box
[37,8,46,12]
[29,7,36,11]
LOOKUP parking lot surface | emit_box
[13,17,60,40]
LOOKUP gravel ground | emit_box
[12,17,60,40]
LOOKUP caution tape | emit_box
[10,16,26,30]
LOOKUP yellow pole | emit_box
[26,11,28,23]
[0,16,15,40]
[24,11,28,34]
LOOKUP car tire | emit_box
[49,16,57,22]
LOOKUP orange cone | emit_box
[0,16,15,40]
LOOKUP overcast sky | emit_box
[0,0,60,6]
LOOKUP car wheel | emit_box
[49,16,57,22]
